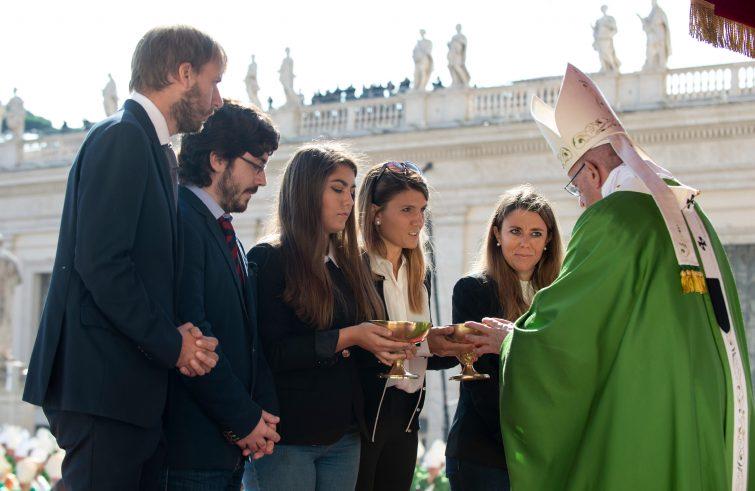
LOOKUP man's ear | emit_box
[209,152,226,174]
[583,160,603,189]
[170,62,194,89]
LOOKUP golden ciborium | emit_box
[447,323,490,382]
[370,320,432,380]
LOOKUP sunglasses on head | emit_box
[373,161,423,187]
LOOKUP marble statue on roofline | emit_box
[102,74,118,117]
[639,0,671,71]
[245,55,262,108]
[5,89,25,140]
[279,48,299,107]
[412,29,433,92]
[0,234,21,361]
[447,24,470,88]
[592,5,621,74]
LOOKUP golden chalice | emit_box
[447,323,490,382]
[369,320,432,380]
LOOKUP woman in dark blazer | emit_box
[248,143,414,491]
[445,185,563,491]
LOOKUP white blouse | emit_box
[369,252,431,393]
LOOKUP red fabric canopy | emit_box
[690,0,755,57]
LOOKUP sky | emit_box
[1,0,750,128]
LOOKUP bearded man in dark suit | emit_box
[23,25,226,489]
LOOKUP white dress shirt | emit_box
[129,92,170,144]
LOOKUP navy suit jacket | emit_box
[164,187,278,470]
[23,99,183,428]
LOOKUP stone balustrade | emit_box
[3,60,755,168]
[274,60,755,140]
[666,62,755,102]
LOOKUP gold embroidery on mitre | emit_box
[557,117,621,166]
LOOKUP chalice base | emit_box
[449,363,490,382]
[379,359,419,380]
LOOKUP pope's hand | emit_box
[463,317,514,356]
[427,326,475,357]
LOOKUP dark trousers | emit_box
[445,457,510,491]
[45,408,165,491]
[161,461,245,491]
[356,388,420,491]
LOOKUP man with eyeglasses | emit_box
[161,101,281,489]
[497,64,754,490]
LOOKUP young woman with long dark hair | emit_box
[248,144,415,491]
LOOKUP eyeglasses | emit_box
[238,155,267,176]
[564,163,586,197]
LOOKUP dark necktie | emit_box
[162,143,178,210]
[217,216,245,286]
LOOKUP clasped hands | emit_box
[176,322,220,377]
[236,410,281,460]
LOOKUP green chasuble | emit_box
[500,190,754,490]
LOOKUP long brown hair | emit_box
[476,185,562,319]
[358,163,429,314]
[268,142,383,329]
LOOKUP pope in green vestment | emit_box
[499,64,754,490]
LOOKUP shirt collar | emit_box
[186,184,227,220]
[129,92,171,145]
[368,251,404,280]
[324,243,339,267]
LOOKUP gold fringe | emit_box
[681,269,708,294]
[690,0,755,58]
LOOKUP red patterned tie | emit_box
[217,216,245,285]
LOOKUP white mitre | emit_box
[531,63,626,172]
[530,63,705,293]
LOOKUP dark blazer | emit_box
[163,187,278,470]
[445,274,507,469]
[357,271,458,440]
[248,243,368,446]
[23,99,182,429]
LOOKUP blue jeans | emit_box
[255,432,361,491]
[243,459,259,490]
[446,457,510,491]
[162,463,244,490]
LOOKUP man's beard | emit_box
[171,84,208,134]
[218,165,258,213]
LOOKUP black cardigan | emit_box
[247,243,367,445]
[445,274,507,469]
